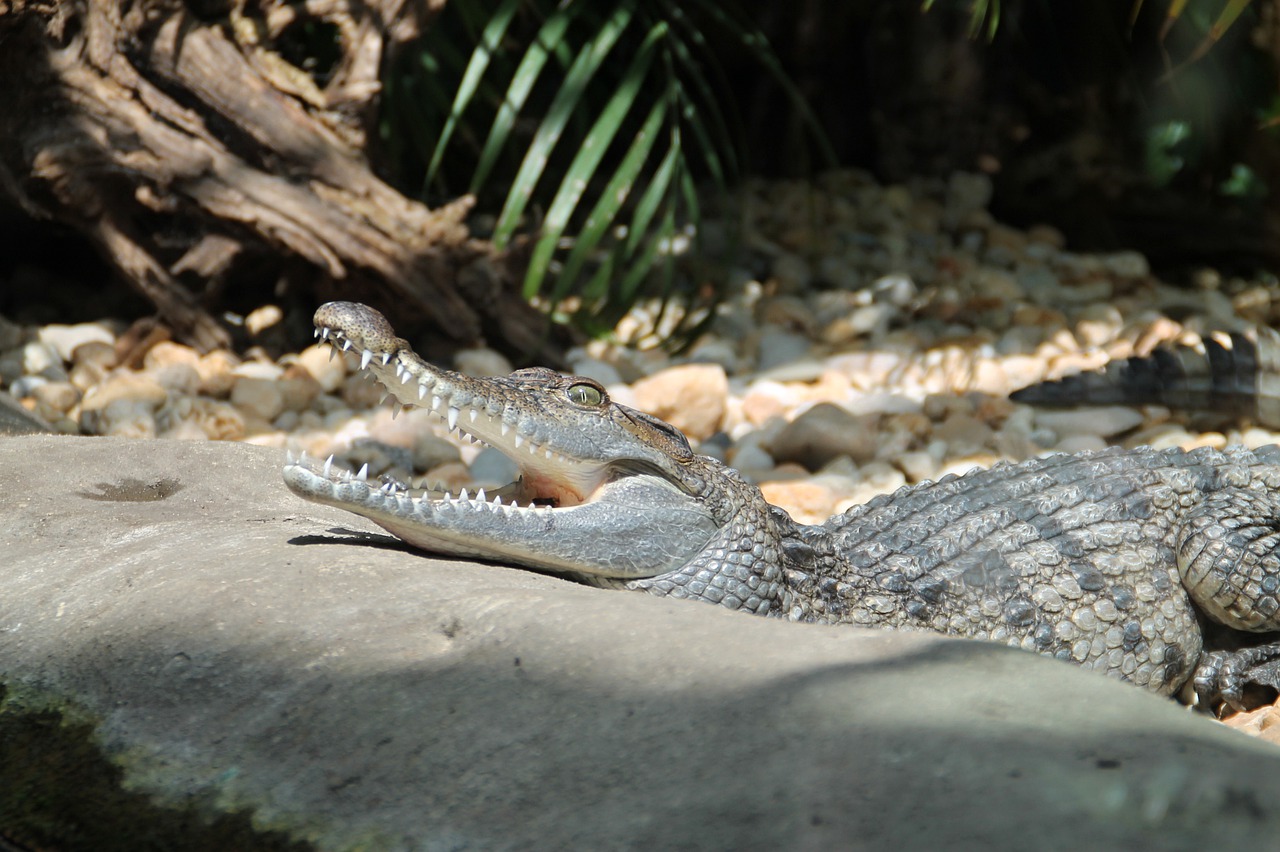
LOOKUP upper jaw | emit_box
[314,308,613,507]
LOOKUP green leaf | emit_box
[659,6,739,186]
[625,128,681,259]
[580,241,621,305]
[618,209,671,305]
[528,22,670,302]
[494,4,637,249]
[470,6,581,195]
[426,0,522,186]
[557,94,670,297]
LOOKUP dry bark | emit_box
[0,0,556,359]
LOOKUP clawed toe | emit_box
[1192,645,1280,715]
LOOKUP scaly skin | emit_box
[285,302,1280,708]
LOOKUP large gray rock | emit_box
[3,434,1280,850]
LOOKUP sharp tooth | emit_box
[391,406,400,420]
[313,328,321,339]
[493,494,503,506]
[432,395,442,411]
[513,434,523,448]
[323,455,334,477]
[342,339,353,351]
[469,410,478,423]
[529,443,539,454]
[460,488,469,501]
[380,393,391,406]
[476,488,487,501]
[545,448,553,459]
[447,407,459,431]
[382,353,392,365]
[360,350,373,370]
[328,346,338,362]
[500,422,510,437]
[418,383,429,400]
[356,463,369,481]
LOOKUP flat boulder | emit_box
[3,434,1280,849]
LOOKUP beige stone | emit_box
[630,363,729,441]
[420,461,472,493]
[741,381,798,427]
[38,322,116,362]
[341,372,385,410]
[71,339,118,369]
[935,412,994,457]
[230,376,286,422]
[278,364,323,412]
[758,478,841,525]
[197,350,240,397]
[454,347,514,378]
[148,362,202,396]
[191,398,247,441]
[144,341,200,372]
[161,417,212,441]
[101,409,158,439]
[245,304,284,336]
[295,344,347,393]
[31,381,81,417]
[414,433,463,472]
[1222,704,1280,745]
[69,360,112,393]
[80,380,163,437]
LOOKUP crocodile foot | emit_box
[1192,644,1280,714]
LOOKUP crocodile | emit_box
[1012,326,1280,429]
[284,302,1280,710]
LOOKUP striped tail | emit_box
[1010,327,1280,429]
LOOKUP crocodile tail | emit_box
[1010,328,1280,428]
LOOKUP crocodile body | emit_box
[1012,327,1280,428]
[285,303,1280,708]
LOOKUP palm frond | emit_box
[386,0,832,347]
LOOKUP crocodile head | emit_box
[283,302,747,581]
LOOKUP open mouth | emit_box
[291,321,611,514]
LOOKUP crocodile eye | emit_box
[566,383,603,407]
